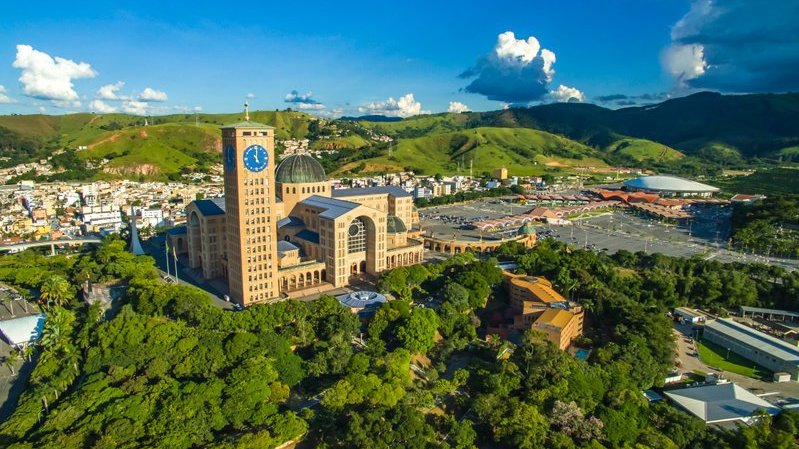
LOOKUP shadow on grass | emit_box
[698,338,772,381]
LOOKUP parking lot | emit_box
[419,198,798,270]
[419,198,532,243]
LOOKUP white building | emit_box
[139,208,165,228]
[414,186,432,200]
[81,184,99,207]
[675,307,706,323]
[81,205,122,233]
[664,383,779,424]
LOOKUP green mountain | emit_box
[470,92,799,161]
[1,92,798,181]
[0,110,316,179]
[336,127,609,177]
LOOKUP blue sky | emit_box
[1,0,797,117]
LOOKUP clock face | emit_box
[224,145,236,169]
[242,144,268,172]
[348,223,361,237]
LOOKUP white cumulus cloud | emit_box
[96,81,127,100]
[495,32,540,66]
[540,48,556,81]
[662,43,707,83]
[448,101,470,113]
[461,31,563,103]
[0,85,15,104]
[89,99,117,113]
[549,84,585,102]
[12,44,96,107]
[121,100,150,116]
[358,93,427,117]
[138,87,168,102]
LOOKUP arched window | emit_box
[347,218,367,253]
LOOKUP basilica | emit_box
[182,118,424,306]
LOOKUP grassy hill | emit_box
[334,127,607,176]
[605,138,683,162]
[2,92,799,181]
[0,110,316,179]
[82,123,222,178]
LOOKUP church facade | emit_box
[185,119,424,306]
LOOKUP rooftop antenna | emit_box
[244,100,250,121]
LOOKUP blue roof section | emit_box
[194,197,226,216]
[706,318,799,363]
[337,291,388,317]
[295,229,320,244]
[166,226,187,235]
[332,186,412,198]
[0,314,46,346]
[300,195,360,219]
[277,240,299,252]
[277,240,302,258]
[277,216,305,228]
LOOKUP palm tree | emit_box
[40,275,70,307]
[20,344,34,362]
[40,307,70,350]
[3,348,21,375]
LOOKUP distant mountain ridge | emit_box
[471,92,799,159]
[1,92,798,180]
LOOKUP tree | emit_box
[3,348,20,375]
[493,400,548,449]
[395,308,439,354]
[40,275,71,307]
[40,306,75,350]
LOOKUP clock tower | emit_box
[222,108,279,306]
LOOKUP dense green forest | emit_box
[731,194,799,258]
[1,237,798,448]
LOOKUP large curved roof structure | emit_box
[623,175,719,193]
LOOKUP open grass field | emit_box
[698,338,772,380]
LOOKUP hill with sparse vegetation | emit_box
[1,92,799,181]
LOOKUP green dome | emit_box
[386,215,407,233]
[518,222,536,235]
[275,154,326,184]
